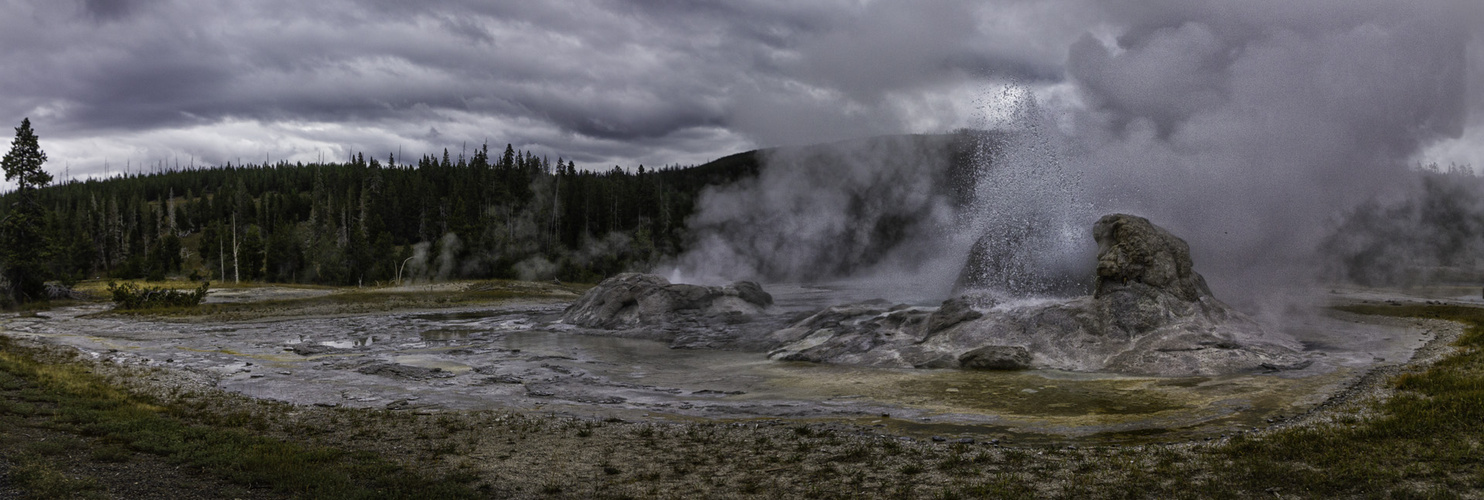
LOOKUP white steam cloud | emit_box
[665,134,971,299]
[401,232,463,284]
[1066,0,1479,298]
[668,0,1483,305]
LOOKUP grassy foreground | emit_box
[1210,304,1484,497]
[0,335,478,499]
[0,302,1480,498]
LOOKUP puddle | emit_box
[420,329,477,341]
[393,355,473,373]
[320,336,376,349]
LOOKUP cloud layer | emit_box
[0,0,1088,186]
[5,0,1483,301]
[661,0,1484,303]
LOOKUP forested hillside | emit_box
[7,144,762,287]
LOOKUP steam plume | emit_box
[669,0,1482,305]
[1066,0,1479,298]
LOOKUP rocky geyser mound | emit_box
[767,214,1307,376]
[559,273,779,349]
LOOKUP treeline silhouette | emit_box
[14,144,762,286]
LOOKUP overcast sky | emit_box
[0,0,1089,185]
[0,0,1480,190]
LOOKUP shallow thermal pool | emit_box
[0,284,1448,444]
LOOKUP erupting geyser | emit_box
[955,88,1094,298]
[565,214,1306,376]
[767,213,1305,376]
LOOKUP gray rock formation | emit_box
[958,345,1033,370]
[768,214,1308,376]
[1093,213,1210,302]
[560,273,780,350]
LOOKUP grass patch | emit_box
[107,280,210,309]
[0,336,477,499]
[135,290,526,318]
[71,279,319,295]
[1202,304,1484,496]
[96,279,586,320]
[10,454,104,499]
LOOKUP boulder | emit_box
[765,302,930,366]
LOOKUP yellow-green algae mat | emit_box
[732,362,1354,444]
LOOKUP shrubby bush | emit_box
[107,281,210,310]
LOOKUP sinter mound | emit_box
[559,273,781,350]
[560,215,1306,376]
[767,214,1307,376]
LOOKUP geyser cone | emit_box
[769,213,1308,377]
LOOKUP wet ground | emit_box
[0,283,1455,445]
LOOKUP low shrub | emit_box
[106,281,210,310]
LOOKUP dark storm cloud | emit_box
[5,0,1482,303]
[787,0,1059,99]
[0,0,1082,183]
[81,0,145,21]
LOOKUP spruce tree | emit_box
[1,118,53,303]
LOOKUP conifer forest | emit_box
[1,140,763,295]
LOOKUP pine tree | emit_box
[1,118,52,303]
[2,119,49,190]
[240,225,265,281]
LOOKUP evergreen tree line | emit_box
[2,142,763,289]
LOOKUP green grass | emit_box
[9,454,105,499]
[880,303,1484,498]
[1199,304,1484,497]
[92,279,586,320]
[0,336,478,499]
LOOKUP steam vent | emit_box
[767,214,1307,376]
